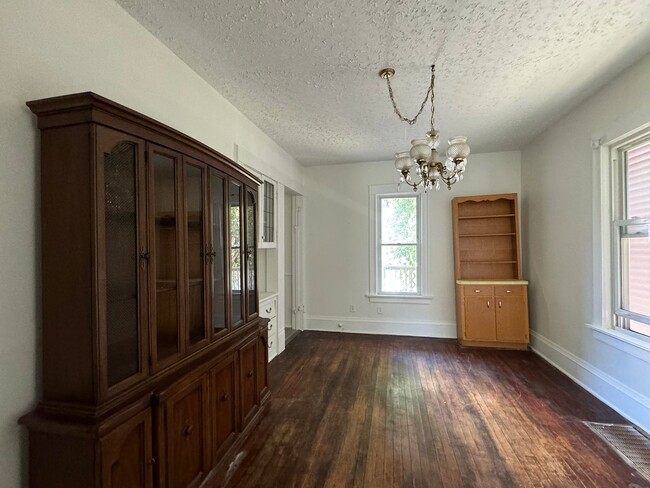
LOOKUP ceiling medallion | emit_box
[379,65,470,191]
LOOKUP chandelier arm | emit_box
[384,69,434,126]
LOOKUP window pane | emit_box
[381,245,417,293]
[626,141,650,218]
[623,236,650,320]
[381,197,417,244]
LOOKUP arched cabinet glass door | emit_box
[96,127,149,396]
[245,188,258,320]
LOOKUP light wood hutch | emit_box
[20,93,270,487]
[452,193,529,349]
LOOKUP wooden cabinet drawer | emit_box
[260,298,277,318]
[463,285,494,296]
[494,285,525,296]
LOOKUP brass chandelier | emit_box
[379,65,470,191]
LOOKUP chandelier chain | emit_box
[384,66,435,126]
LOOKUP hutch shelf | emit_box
[20,92,270,488]
[452,193,530,350]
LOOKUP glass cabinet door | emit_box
[229,181,244,327]
[97,127,148,393]
[150,145,182,366]
[184,161,207,349]
[209,170,227,336]
[245,189,258,319]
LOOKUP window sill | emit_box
[365,293,432,304]
[586,323,650,364]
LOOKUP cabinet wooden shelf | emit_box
[20,92,270,488]
[452,193,529,350]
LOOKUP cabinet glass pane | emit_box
[210,171,226,331]
[153,153,179,360]
[186,164,205,346]
[246,190,257,317]
[104,142,140,386]
[263,181,274,243]
[230,182,243,325]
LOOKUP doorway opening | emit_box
[284,188,303,345]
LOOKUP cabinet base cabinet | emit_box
[456,283,529,349]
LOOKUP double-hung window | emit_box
[612,136,650,337]
[368,185,428,300]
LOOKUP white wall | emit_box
[0,0,303,486]
[521,54,650,433]
[303,151,521,337]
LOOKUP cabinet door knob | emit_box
[499,301,502,308]
[221,392,229,401]
[148,457,156,465]
[506,290,512,293]
[247,370,254,378]
[182,424,193,436]
[269,322,273,329]
[268,340,273,349]
[266,307,272,313]
[474,289,481,293]
[487,300,490,308]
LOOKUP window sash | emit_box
[612,137,650,334]
[377,195,421,295]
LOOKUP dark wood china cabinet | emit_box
[20,93,269,488]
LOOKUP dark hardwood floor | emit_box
[220,331,648,488]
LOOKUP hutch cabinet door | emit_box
[210,354,238,458]
[229,180,245,328]
[463,297,497,341]
[495,296,528,343]
[257,329,269,401]
[245,188,259,321]
[183,158,209,352]
[239,337,259,429]
[158,374,211,488]
[100,408,153,488]
[96,127,149,396]
[148,143,185,370]
[208,169,228,339]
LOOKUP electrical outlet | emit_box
[349,304,356,312]
[377,305,383,314]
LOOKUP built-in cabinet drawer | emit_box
[494,285,524,296]
[466,285,493,296]
[260,295,278,361]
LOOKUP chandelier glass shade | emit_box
[380,65,471,191]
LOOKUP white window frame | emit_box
[611,135,650,334]
[595,123,650,343]
[367,184,431,303]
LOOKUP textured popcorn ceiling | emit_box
[116,0,650,165]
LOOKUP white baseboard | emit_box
[531,330,650,434]
[305,315,457,338]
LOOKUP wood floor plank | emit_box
[211,332,649,488]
